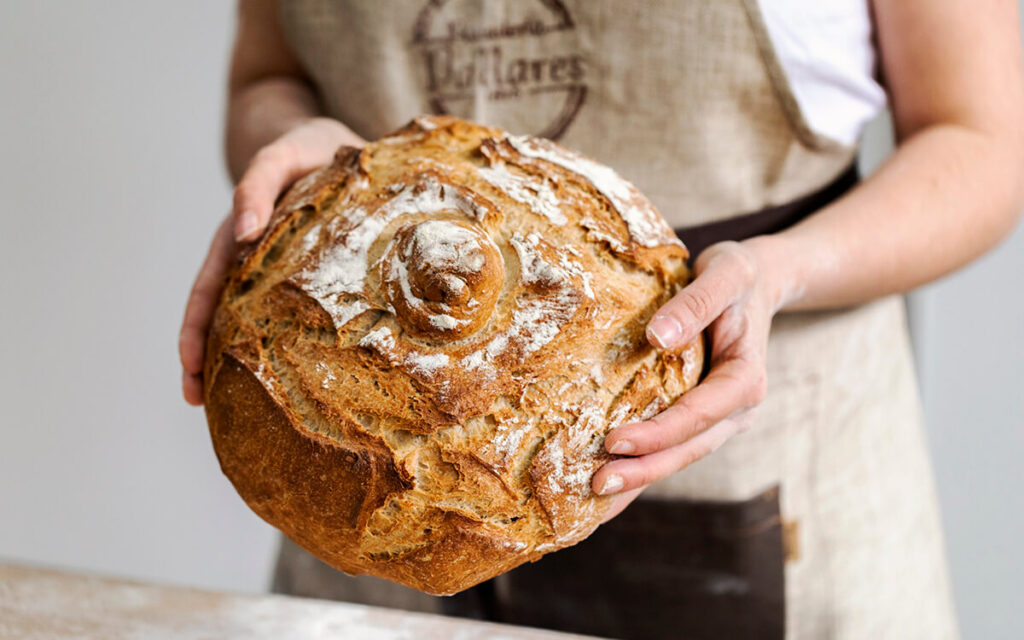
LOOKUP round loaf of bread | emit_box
[204,116,704,595]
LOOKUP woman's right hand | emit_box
[179,117,365,406]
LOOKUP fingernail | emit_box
[608,439,635,455]
[235,211,258,241]
[598,473,624,495]
[648,315,682,349]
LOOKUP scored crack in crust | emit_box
[203,116,704,595]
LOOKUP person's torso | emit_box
[277,0,871,228]
[270,4,959,636]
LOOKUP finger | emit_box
[233,140,317,242]
[599,487,644,523]
[182,371,204,407]
[593,418,744,495]
[604,356,766,456]
[646,242,757,350]
[179,216,235,377]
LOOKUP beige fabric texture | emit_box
[272,0,958,636]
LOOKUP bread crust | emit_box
[204,116,704,595]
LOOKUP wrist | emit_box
[740,234,808,313]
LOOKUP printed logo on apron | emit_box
[411,0,588,140]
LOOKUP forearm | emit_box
[745,0,1024,313]
[226,77,318,181]
[224,0,364,183]
[751,124,1024,312]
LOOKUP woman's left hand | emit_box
[592,239,785,521]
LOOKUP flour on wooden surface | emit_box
[1,565,568,640]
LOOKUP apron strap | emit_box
[675,163,859,261]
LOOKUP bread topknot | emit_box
[204,116,703,595]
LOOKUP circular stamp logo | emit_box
[412,0,588,140]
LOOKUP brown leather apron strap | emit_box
[675,163,859,260]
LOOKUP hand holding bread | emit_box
[594,239,781,516]
[179,117,362,405]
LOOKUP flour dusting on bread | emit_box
[478,161,566,225]
[507,134,682,248]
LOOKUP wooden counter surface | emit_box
[0,563,604,639]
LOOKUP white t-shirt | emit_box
[760,0,887,146]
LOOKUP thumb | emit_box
[232,140,320,242]
[646,243,755,350]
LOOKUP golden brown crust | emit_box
[204,116,704,595]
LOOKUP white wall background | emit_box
[0,1,278,594]
[0,3,1021,638]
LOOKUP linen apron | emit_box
[269,1,958,637]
